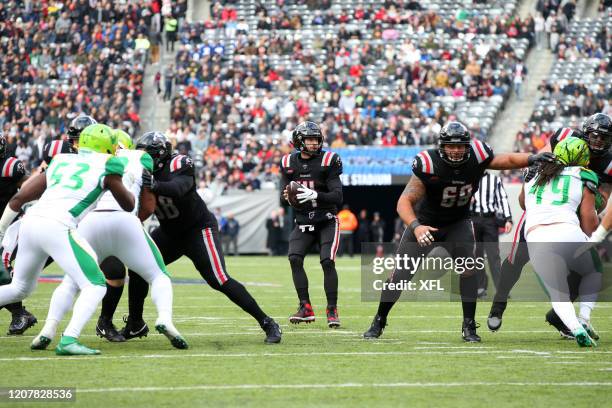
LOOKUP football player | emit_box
[30,129,188,351]
[0,131,37,335]
[363,121,555,342]
[488,113,612,338]
[0,124,135,355]
[120,132,282,344]
[280,121,343,327]
[38,114,94,167]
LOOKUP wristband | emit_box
[409,220,421,233]
[591,225,609,243]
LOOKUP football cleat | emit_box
[326,306,341,328]
[462,318,481,342]
[289,302,315,324]
[363,314,386,339]
[261,317,282,344]
[55,336,100,355]
[545,309,574,339]
[31,335,52,350]
[155,321,188,349]
[7,308,37,335]
[96,316,126,342]
[487,302,507,332]
[578,317,600,341]
[119,315,149,340]
[573,327,597,348]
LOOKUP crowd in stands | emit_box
[0,0,187,171]
[502,1,611,183]
[168,0,533,191]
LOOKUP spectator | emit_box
[164,64,175,101]
[337,205,358,257]
[371,212,386,243]
[356,209,371,251]
[165,14,178,52]
[222,213,240,256]
[266,210,282,255]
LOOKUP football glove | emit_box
[296,186,318,203]
[142,169,154,190]
[527,152,555,166]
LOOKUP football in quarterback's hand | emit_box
[286,181,306,209]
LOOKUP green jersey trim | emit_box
[139,152,154,172]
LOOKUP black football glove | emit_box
[527,152,555,166]
[142,170,155,190]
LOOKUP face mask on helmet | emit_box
[582,113,612,155]
[68,115,97,146]
[438,122,471,166]
[292,121,323,156]
[136,131,172,171]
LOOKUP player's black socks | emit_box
[493,259,523,303]
[460,273,478,320]
[321,259,338,307]
[289,255,310,303]
[220,278,268,325]
[101,283,124,320]
[377,299,395,320]
[5,302,22,314]
[127,270,149,321]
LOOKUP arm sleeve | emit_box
[481,142,495,169]
[152,173,194,197]
[280,168,290,206]
[317,155,343,205]
[495,176,512,221]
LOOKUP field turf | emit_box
[1,256,611,407]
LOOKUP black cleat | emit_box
[7,308,37,335]
[462,318,481,342]
[545,309,574,339]
[119,315,149,340]
[96,316,126,342]
[487,301,507,332]
[261,317,282,344]
[326,306,341,328]
[363,314,386,339]
[289,301,315,324]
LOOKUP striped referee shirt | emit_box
[470,171,512,221]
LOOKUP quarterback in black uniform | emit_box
[38,114,94,167]
[121,132,282,344]
[0,132,37,335]
[363,122,555,342]
[488,113,612,336]
[280,121,343,328]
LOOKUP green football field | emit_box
[1,256,611,407]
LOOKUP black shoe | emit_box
[96,316,126,342]
[487,301,507,332]
[261,317,282,344]
[119,315,149,340]
[363,314,386,339]
[7,308,37,335]
[288,301,315,324]
[545,309,573,339]
[326,306,341,328]
[462,318,481,342]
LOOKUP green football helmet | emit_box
[79,124,118,155]
[114,129,134,150]
[553,136,590,167]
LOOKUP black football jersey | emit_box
[42,140,75,165]
[0,156,26,213]
[153,154,215,233]
[411,140,494,227]
[280,150,343,224]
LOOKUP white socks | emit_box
[551,302,582,333]
[63,285,106,339]
[150,274,173,324]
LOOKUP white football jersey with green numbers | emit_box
[27,149,125,227]
[524,166,598,232]
[95,149,153,215]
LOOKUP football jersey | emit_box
[524,166,598,232]
[411,140,494,227]
[280,150,343,224]
[27,149,125,227]
[0,156,26,213]
[42,139,75,165]
[96,149,154,215]
[153,153,215,233]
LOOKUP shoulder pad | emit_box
[321,151,338,167]
[281,153,292,169]
[413,150,435,174]
[580,168,599,186]
[470,139,493,164]
[601,155,612,177]
[552,127,576,146]
[1,157,25,179]
[169,155,193,172]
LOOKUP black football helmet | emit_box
[67,115,97,145]
[581,113,612,156]
[438,121,471,166]
[292,121,323,156]
[0,131,6,158]
[136,131,172,172]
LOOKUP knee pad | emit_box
[101,256,126,281]
[289,255,304,269]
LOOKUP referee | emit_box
[470,171,513,297]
